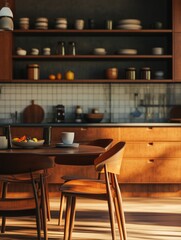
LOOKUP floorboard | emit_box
[0,197,181,239]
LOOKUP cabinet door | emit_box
[120,157,181,183]
[119,158,155,183]
[0,32,12,81]
[174,33,181,81]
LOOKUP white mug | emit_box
[61,132,75,144]
[0,136,8,149]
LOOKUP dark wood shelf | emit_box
[13,29,172,36]
[3,79,173,84]
[13,54,173,59]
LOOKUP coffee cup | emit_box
[61,132,75,144]
[75,19,84,30]
[0,136,8,149]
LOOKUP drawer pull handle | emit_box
[148,159,155,163]
[147,127,153,130]
[148,142,154,146]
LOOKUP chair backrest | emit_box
[0,154,54,175]
[90,138,113,150]
[94,142,126,175]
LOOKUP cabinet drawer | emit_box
[120,157,181,183]
[124,142,181,158]
[119,127,181,141]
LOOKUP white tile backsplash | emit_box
[0,83,180,123]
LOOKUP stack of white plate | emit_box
[117,19,142,30]
[35,17,48,30]
[55,18,67,29]
[93,48,107,55]
[117,48,137,55]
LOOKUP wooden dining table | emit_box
[0,144,105,165]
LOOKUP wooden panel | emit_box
[174,33,181,81]
[0,32,12,81]
[120,157,181,183]
[173,0,181,32]
[51,127,119,144]
[119,127,181,141]
[124,142,181,158]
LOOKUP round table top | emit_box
[0,144,105,166]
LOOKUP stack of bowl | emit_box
[93,48,106,55]
[19,18,29,30]
[35,17,48,29]
[117,19,142,30]
[55,18,67,29]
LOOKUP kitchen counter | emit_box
[0,122,181,127]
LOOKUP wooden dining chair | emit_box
[56,138,113,226]
[59,141,127,240]
[0,153,54,240]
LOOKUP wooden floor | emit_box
[1,197,181,240]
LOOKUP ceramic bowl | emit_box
[84,113,104,123]
[12,140,44,148]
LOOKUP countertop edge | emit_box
[1,123,181,127]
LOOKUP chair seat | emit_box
[0,198,37,211]
[60,179,115,198]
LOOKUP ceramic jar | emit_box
[106,68,118,79]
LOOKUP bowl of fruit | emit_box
[12,135,44,148]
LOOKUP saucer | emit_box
[56,143,79,148]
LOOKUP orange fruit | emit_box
[49,74,56,80]
[56,73,62,80]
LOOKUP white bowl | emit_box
[118,48,137,55]
[16,49,27,56]
[118,19,141,25]
[117,24,142,30]
[93,48,106,55]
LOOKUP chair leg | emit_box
[44,170,51,221]
[58,193,65,226]
[64,195,73,240]
[68,196,76,240]
[1,181,8,233]
[105,170,116,240]
[113,174,127,240]
[113,197,124,240]
[40,174,48,240]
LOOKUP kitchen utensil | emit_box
[23,100,44,123]
[130,93,142,117]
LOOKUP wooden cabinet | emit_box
[0,32,12,81]
[118,126,181,191]
[0,0,173,83]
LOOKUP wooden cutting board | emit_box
[23,100,44,123]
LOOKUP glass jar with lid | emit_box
[27,64,40,80]
[141,67,151,80]
[126,67,136,80]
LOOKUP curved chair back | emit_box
[95,142,126,175]
[0,154,54,175]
